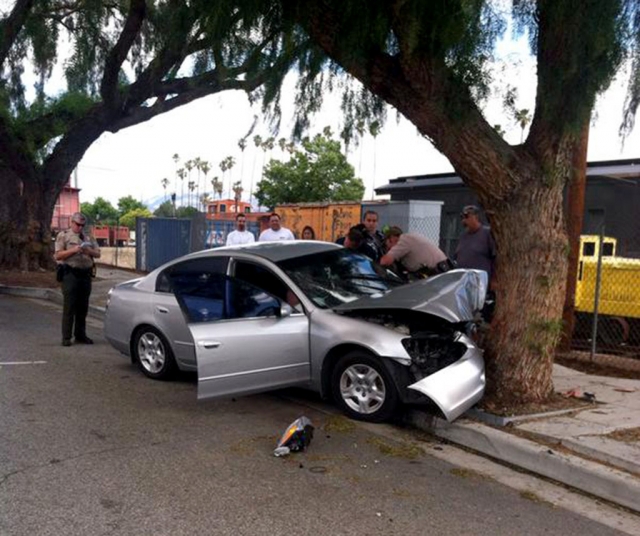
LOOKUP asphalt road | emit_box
[0,295,634,536]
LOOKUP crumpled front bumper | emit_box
[407,333,485,421]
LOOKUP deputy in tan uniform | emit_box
[380,226,452,280]
[54,212,101,346]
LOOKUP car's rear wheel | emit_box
[133,327,177,380]
[331,352,399,423]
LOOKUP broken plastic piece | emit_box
[273,446,291,457]
[274,416,314,456]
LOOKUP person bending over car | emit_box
[380,226,454,280]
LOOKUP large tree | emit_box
[0,0,298,270]
[255,129,365,208]
[264,0,640,408]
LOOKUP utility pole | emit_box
[559,122,590,351]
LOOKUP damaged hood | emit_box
[333,269,488,323]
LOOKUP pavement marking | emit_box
[1,361,48,366]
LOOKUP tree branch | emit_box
[283,0,520,203]
[100,0,147,105]
[0,0,34,66]
[109,71,269,133]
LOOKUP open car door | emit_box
[170,271,310,400]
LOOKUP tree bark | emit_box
[0,166,56,270]
[483,172,567,408]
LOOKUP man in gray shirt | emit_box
[455,205,496,282]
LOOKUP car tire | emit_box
[331,351,400,423]
[132,326,177,380]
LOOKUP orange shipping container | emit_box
[275,202,362,242]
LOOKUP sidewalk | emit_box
[2,265,639,514]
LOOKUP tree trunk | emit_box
[0,166,56,270]
[483,174,567,409]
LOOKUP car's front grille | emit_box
[402,333,466,377]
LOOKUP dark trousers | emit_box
[61,269,92,341]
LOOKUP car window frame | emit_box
[155,255,230,293]
[230,257,307,315]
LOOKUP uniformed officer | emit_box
[54,212,101,346]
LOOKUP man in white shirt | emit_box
[259,212,295,241]
[226,213,255,246]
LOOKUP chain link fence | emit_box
[572,221,640,359]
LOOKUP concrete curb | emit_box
[0,285,105,320]
[406,409,640,514]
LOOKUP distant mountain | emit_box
[143,194,169,211]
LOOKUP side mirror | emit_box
[280,303,293,318]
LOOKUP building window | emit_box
[220,204,226,213]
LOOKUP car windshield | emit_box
[277,249,404,308]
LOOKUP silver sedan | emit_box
[104,241,486,422]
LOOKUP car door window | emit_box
[169,270,282,323]
[156,256,229,293]
[234,260,302,311]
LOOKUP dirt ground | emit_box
[0,268,61,288]
[2,268,640,386]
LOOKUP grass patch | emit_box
[519,490,555,507]
[605,427,640,443]
[323,415,357,433]
[366,437,422,459]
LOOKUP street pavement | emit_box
[1,263,640,518]
[3,294,639,535]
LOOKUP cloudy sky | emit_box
[73,28,640,209]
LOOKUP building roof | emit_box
[375,158,640,195]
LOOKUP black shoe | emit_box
[62,339,72,347]
[75,336,93,345]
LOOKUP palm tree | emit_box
[219,158,229,199]
[172,153,180,197]
[161,177,170,200]
[219,156,236,199]
[514,109,531,143]
[177,168,186,206]
[232,180,244,214]
[250,135,263,207]
[225,156,236,198]
[188,180,196,207]
[200,192,211,216]
[200,160,211,210]
[238,138,247,205]
[193,157,202,210]
[211,176,223,199]
[185,159,194,197]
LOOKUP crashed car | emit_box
[104,241,487,422]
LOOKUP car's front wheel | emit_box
[132,326,177,380]
[331,352,399,422]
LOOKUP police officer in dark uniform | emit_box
[54,212,101,346]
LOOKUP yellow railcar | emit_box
[575,235,640,344]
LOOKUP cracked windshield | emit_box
[278,249,403,308]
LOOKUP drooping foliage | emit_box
[0,0,315,270]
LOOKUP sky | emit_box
[68,27,640,209]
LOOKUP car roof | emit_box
[186,240,342,263]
